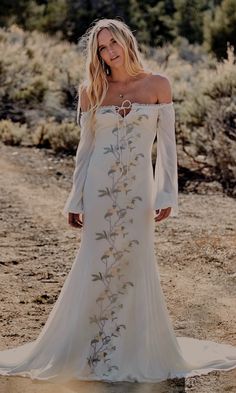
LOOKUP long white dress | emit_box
[0,100,235,384]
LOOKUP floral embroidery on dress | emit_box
[86,111,146,377]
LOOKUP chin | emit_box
[112,61,124,68]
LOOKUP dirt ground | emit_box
[0,142,235,393]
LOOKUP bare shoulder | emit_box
[78,83,90,112]
[149,73,173,104]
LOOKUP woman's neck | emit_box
[108,66,137,83]
[108,68,147,84]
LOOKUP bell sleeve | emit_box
[153,102,179,217]
[62,113,95,216]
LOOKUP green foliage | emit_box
[135,1,176,46]
[0,1,43,30]
[204,0,236,59]
[38,0,68,34]
[0,0,232,59]
[173,0,209,44]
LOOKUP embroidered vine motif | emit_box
[86,111,147,377]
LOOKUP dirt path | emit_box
[0,143,235,393]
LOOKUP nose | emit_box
[108,45,115,58]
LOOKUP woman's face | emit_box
[97,28,124,69]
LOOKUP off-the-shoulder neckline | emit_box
[80,101,173,115]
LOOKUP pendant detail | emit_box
[119,93,124,98]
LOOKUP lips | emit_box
[111,56,119,60]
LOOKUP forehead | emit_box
[97,28,114,45]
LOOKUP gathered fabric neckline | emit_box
[80,101,173,116]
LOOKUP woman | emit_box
[0,18,235,385]
[65,20,175,231]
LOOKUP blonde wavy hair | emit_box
[77,18,147,131]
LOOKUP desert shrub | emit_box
[204,97,236,192]
[0,119,28,145]
[33,120,80,154]
[12,76,48,105]
[203,45,236,99]
[0,25,83,124]
[176,46,236,195]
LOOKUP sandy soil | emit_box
[0,142,235,393]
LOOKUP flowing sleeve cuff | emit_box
[62,113,94,217]
[62,188,84,217]
[153,102,179,217]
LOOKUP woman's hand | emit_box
[155,207,171,222]
[68,212,83,228]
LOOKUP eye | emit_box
[99,47,105,52]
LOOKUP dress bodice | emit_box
[63,100,178,217]
[80,100,174,129]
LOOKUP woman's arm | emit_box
[62,87,95,227]
[153,76,178,221]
